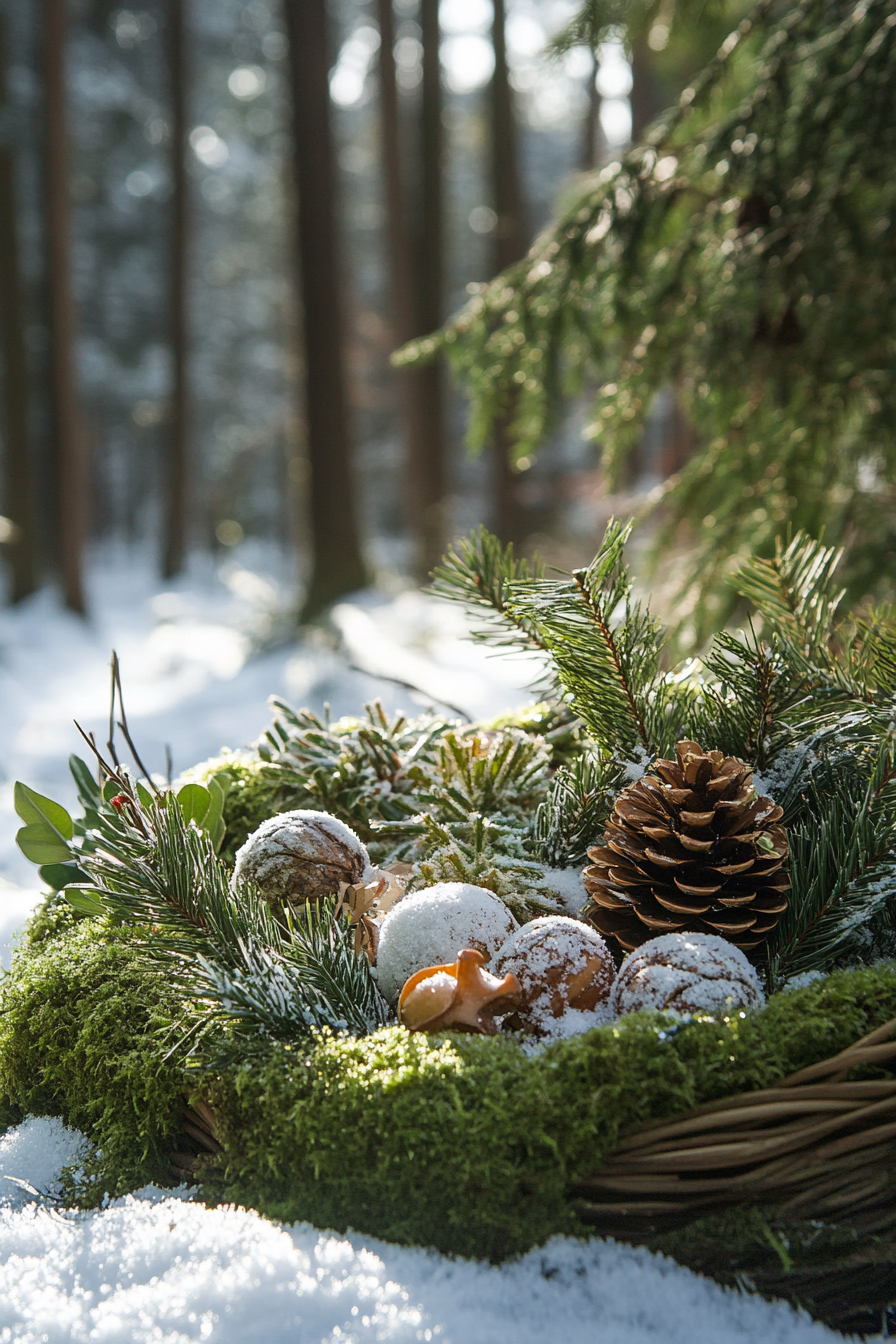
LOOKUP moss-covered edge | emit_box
[2,909,894,1266]
[198,962,896,1259]
[0,919,187,1197]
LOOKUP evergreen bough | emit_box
[399,0,896,620]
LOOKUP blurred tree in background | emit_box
[406,0,896,633]
[3,0,890,631]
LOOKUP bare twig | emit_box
[345,662,471,722]
[111,650,160,792]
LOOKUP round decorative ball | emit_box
[492,916,615,1038]
[232,809,371,904]
[610,931,765,1018]
[375,883,519,1005]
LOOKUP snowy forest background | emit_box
[0,0,737,618]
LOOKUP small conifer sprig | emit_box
[15,763,389,1046]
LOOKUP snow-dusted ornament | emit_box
[493,916,615,1039]
[375,882,519,1005]
[398,949,521,1035]
[232,809,372,904]
[611,931,765,1018]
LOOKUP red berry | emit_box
[110,794,128,812]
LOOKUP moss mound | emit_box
[199,963,896,1260]
[3,911,893,1269]
[1,905,894,1323]
[0,919,186,1199]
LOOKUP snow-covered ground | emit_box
[0,1118,844,1344]
[0,549,873,1342]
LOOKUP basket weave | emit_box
[574,1016,896,1334]
[574,1016,896,1230]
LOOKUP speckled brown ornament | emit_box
[492,916,615,1038]
[610,931,765,1018]
[232,809,371,904]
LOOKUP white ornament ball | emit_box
[375,882,519,1005]
[232,809,371,903]
[493,916,615,1039]
[611,932,765,1018]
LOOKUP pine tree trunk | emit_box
[44,0,85,613]
[629,31,662,142]
[581,48,602,171]
[408,0,447,578]
[0,17,37,600]
[490,0,528,547]
[163,0,189,578]
[377,0,445,580]
[283,0,366,618]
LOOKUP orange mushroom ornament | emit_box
[397,948,522,1035]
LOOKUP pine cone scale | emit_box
[704,911,758,934]
[653,890,715,915]
[583,741,790,955]
[680,808,715,826]
[680,834,715,852]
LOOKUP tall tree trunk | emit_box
[490,0,528,547]
[408,0,447,578]
[377,0,444,580]
[283,0,366,618]
[581,47,602,171]
[44,0,85,613]
[0,17,37,600]
[629,30,662,142]
[163,0,189,577]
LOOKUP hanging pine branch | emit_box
[400,0,896,616]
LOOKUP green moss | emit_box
[20,890,82,948]
[0,919,186,1201]
[1,916,893,1276]
[199,962,896,1261]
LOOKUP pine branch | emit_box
[191,897,388,1044]
[432,729,549,821]
[730,533,846,667]
[534,751,625,867]
[506,519,687,755]
[766,723,896,986]
[68,798,388,1041]
[257,699,450,841]
[429,527,548,656]
[694,626,817,768]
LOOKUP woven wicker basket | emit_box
[574,1016,896,1333]
[171,1018,896,1335]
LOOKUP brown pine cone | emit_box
[583,740,789,954]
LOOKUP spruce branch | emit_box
[429,527,548,656]
[731,534,847,668]
[766,723,896,986]
[400,0,896,617]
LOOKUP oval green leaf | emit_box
[38,862,91,891]
[16,822,72,865]
[177,783,211,825]
[64,886,106,916]
[13,782,74,839]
